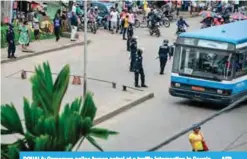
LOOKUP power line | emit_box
[147,96,247,151]
[223,132,247,151]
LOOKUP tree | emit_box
[1,62,118,159]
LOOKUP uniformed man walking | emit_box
[134,48,148,88]
[158,39,171,75]
[129,36,137,72]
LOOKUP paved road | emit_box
[1,17,247,151]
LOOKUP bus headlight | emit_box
[175,83,181,87]
[217,90,223,94]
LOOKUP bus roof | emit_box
[179,20,247,45]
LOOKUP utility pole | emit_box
[9,0,14,23]
[83,0,88,97]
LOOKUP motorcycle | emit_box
[200,17,213,29]
[176,25,186,35]
[201,23,211,29]
[88,19,97,34]
[161,15,170,28]
[78,16,90,31]
[149,22,160,37]
[163,10,174,21]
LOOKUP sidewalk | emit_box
[1,72,154,144]
[1,34,90,64]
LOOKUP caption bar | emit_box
[20,152,247,159]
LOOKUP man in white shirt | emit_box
[234,0,239,12]
[110,8,119,33]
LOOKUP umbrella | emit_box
[230,12,247,20]
[199,11,216,18]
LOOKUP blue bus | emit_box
[169,20,247,105]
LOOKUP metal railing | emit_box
[6,69,144,92]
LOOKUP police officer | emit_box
[158,39,171,75]
[134,48,147,88]
[129,36,137,72]
[6,23,16,59]
[126,24,134,51]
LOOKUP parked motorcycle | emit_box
[149,22,161,37]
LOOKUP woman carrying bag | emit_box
[189,126,209,152]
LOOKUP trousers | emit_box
[8,42,16,57]
[160,58,167,73]
[71,25,77,40]
[127,39,131,51]
[135,68,145,86]
[54,27,60,41]
[130,55,135,71]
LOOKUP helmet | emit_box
[94,6,98,9]
[163,39,169,44]
[179,16,183,20]
[137,48,143,54]
[132,36,138,40]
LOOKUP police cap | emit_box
[163,39,169,44]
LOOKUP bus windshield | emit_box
[174,46,233,80]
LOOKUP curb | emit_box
[1,40,92,64]
[94,92,155,125]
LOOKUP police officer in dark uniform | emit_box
[126,24,134,51]
[134,48,147,88]
[158,39,171,75]
[6,23,16,59]
[129,36,137,72]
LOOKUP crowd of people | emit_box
[199,0,247,28]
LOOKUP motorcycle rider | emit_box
[94,6,99,17]
[134,48,148,88]
[176,16,189,33]
[200,16,214,28]
[88,7,97,24]
[148,9,160,30]
[147,8,155,28]
[158,40,171,75]
[129,36,137,72]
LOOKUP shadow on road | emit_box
[174,99,247,111]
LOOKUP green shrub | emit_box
[1,62,118,158]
